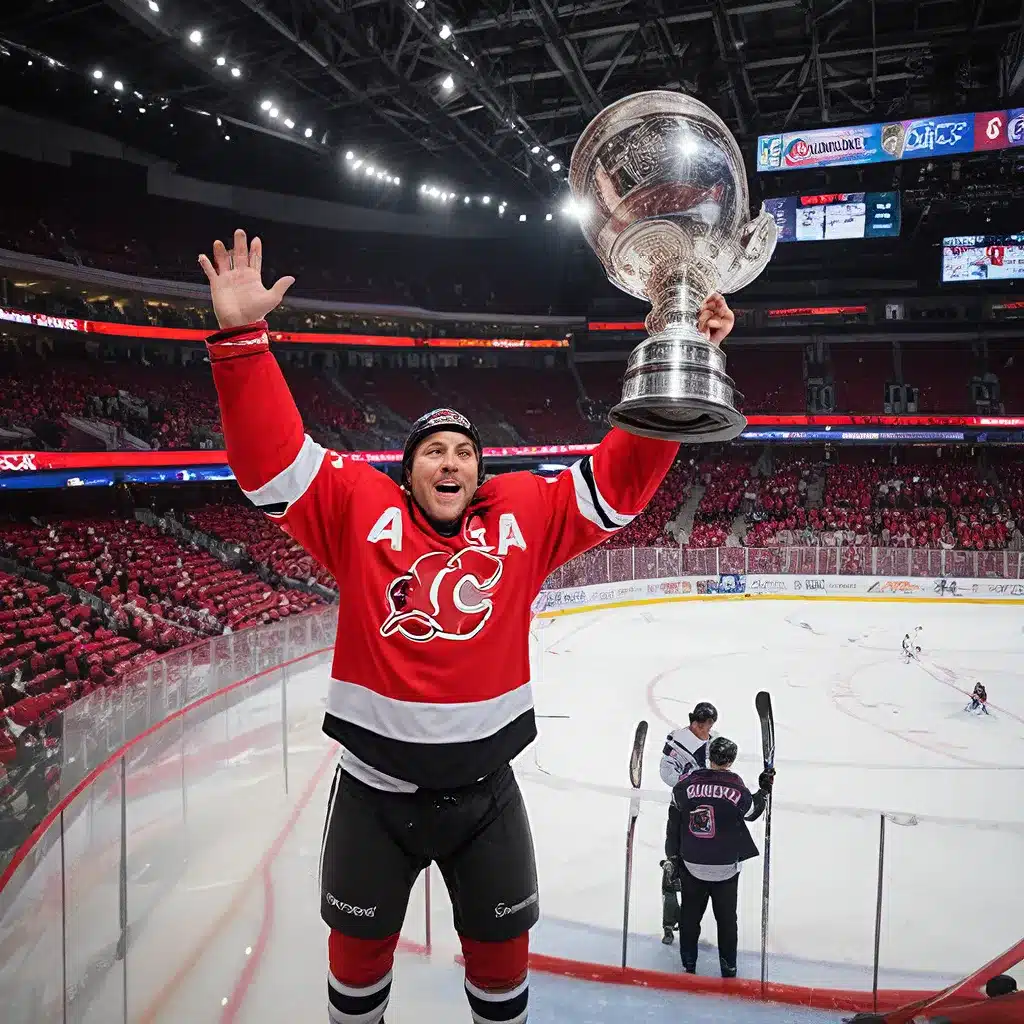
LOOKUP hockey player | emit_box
[901,633,921,663]
[659,701,717,944]
[666,736,775,978]
[967,681,990,715]
[198,229,737,1024]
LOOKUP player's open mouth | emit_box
[435,482,461,496]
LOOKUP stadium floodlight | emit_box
[393,176,400,185]
[439,24,452,40]
[224,135,230,141]
[345,151,355,161]
[464,196,470,204]
[530,145,540,154]
[481,195,490,204]
[284,118,295,129]
[138,107,146,114]
[429,187,439,197]
[113,80,124,91]
[188,29,203,45]
[215,55,226,67]
[269,107,279,118]
[231,67,241,78]
[148,0,160,11]
[260,99,272,110]
[414,0,425,8]
[92,68,103,79]
[519,214,526,222]
[551,162,561,172]
[134,90,143,99]
[545,213,552,221]
[352,159,362,169]
[377,171,384,179]
[546,154,554,162]
[441,74,454,91]
[304,127,313,138]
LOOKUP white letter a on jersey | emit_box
[368,506,403,551]
[496,513,526,556]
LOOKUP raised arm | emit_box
[199,230,366,570]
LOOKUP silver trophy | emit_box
[569,90,778,442]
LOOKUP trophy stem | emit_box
[609,328,747,443]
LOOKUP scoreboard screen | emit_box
[942,235,1024,282]
[764,191,901,243]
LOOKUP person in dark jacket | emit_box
[665,735,775,977]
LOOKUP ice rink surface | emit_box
[10,597,1021,1022]
[173,597,1024,1021]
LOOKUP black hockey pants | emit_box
[678,864,739,972]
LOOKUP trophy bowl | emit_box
[569,90,778,442]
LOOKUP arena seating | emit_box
[0,568,159,732]
[186,504,337,591]
[587,452,1024,554]
[687,459,753,548]
[604,462,692,548]
[0,518,322,637]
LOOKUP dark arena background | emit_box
[0,1,1023,1021]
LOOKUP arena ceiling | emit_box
[1,0,1023,208]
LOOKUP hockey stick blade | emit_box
[755,691,775,768]
[629,720,649,790]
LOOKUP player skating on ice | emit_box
[659,702,718,944]
[901,632,921,663]
[199,229,738,1024]
[966,681,990,715]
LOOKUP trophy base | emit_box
[609,333,747,443]
[609,396,747,443]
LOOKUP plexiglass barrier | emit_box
[2,549,1023,1021]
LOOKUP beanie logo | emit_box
[423,409,471,430]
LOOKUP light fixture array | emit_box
[16,9,578,224]
[346,151,401,186]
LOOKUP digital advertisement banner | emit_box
[764,192,901,243]
[757,108,1024,172]
[941,234,1024,283]
[0,305,569,349]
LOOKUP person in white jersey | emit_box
[658,701,717,944]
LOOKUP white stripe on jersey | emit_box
[326,676,534,746]
[569,459,636,531]
[241,432,325,508]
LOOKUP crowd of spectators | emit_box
[687,460,753,549]
[604,462,692,548]
[596,453,1024,554]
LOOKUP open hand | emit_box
[198,229,295,330]
[697,292,735,346]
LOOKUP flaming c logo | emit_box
[380,547,504,643]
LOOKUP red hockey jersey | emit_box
[208,321,678,788]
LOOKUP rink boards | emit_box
[533,573,1024,616]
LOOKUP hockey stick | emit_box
[755,691,775,994]
[621,720,648,969]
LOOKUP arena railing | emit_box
[1,549,1022,1021]
[542,544,1024,588]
